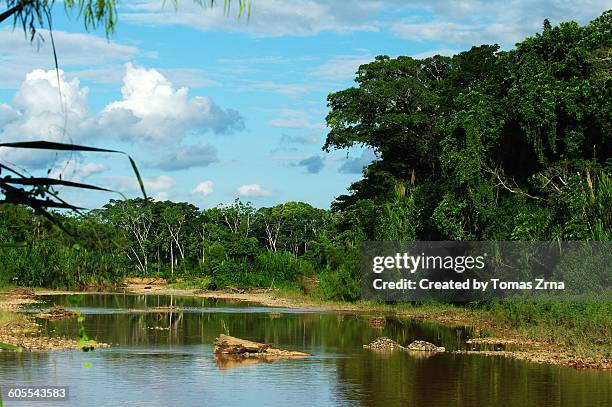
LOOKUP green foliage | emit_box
[375,184,420,241]
[253,251,311,282]
[169,277,213,290]
[0,205,129,288]
[489,301,611,352]
[324,12,611,242]
[313,265,361,302]
[0,12,609,315]
[209,258,267,289]
[0,342,22,352]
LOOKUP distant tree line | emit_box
[0,198,362,298]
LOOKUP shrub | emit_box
[210,258,270,289]
[313,265,361,301]
[253,251,312,282]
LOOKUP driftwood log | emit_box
[214,334,312,358]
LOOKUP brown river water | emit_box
[0,294,610,406]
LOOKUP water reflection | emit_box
[0,294,609,407]
[215,354,282,370]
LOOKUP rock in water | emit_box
[34,306,77,320]
[214,334,312,358]
[363,337,406,351]
[363,337,445,353]
[407,340,445,352]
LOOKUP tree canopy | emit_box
[325,11,611,241]
[0,11,609,302]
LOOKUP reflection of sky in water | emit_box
[1,294,610,407]
[0,349,348,406]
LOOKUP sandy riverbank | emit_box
[0,288,107,351]
[2,285,610,369]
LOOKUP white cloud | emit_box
[310,55,372,81]
[150,143,219,171]
[101,63,244,143]
[122,0,606,46]
[153,191,169,201]
[49,160,109,182]
[390,21,485,45]
[389,20,525,50]
[268,109,324,130]
[0,69,97,168]
[0,103,18,127]
[236,183,272,197]
[192,180,214,197]
[104,174,174,193]
[0,28,143,88]
[0,65,241,170]
[123,0,381,37]
[406,0,604,25]
[389,0,607,49]
[145,175,175,191]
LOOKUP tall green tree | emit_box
[324,11,611,241]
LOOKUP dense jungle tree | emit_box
[324,12,611,241]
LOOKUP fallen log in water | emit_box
[214,334,312,358]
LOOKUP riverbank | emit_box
[0,288,107,351]
[121,284,610,370]
[1,285,610,369]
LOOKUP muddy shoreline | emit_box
[1,285,610,370]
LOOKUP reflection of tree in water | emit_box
[35,295,612,405]
[40,297,473,350]
[333,346,612,407]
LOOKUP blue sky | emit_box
[0,0,608,209]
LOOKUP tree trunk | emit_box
[170,243,174,275]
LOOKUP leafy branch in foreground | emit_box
[0,141,146,235]
[0,0,252,37]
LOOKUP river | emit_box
[0,294,610,406]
